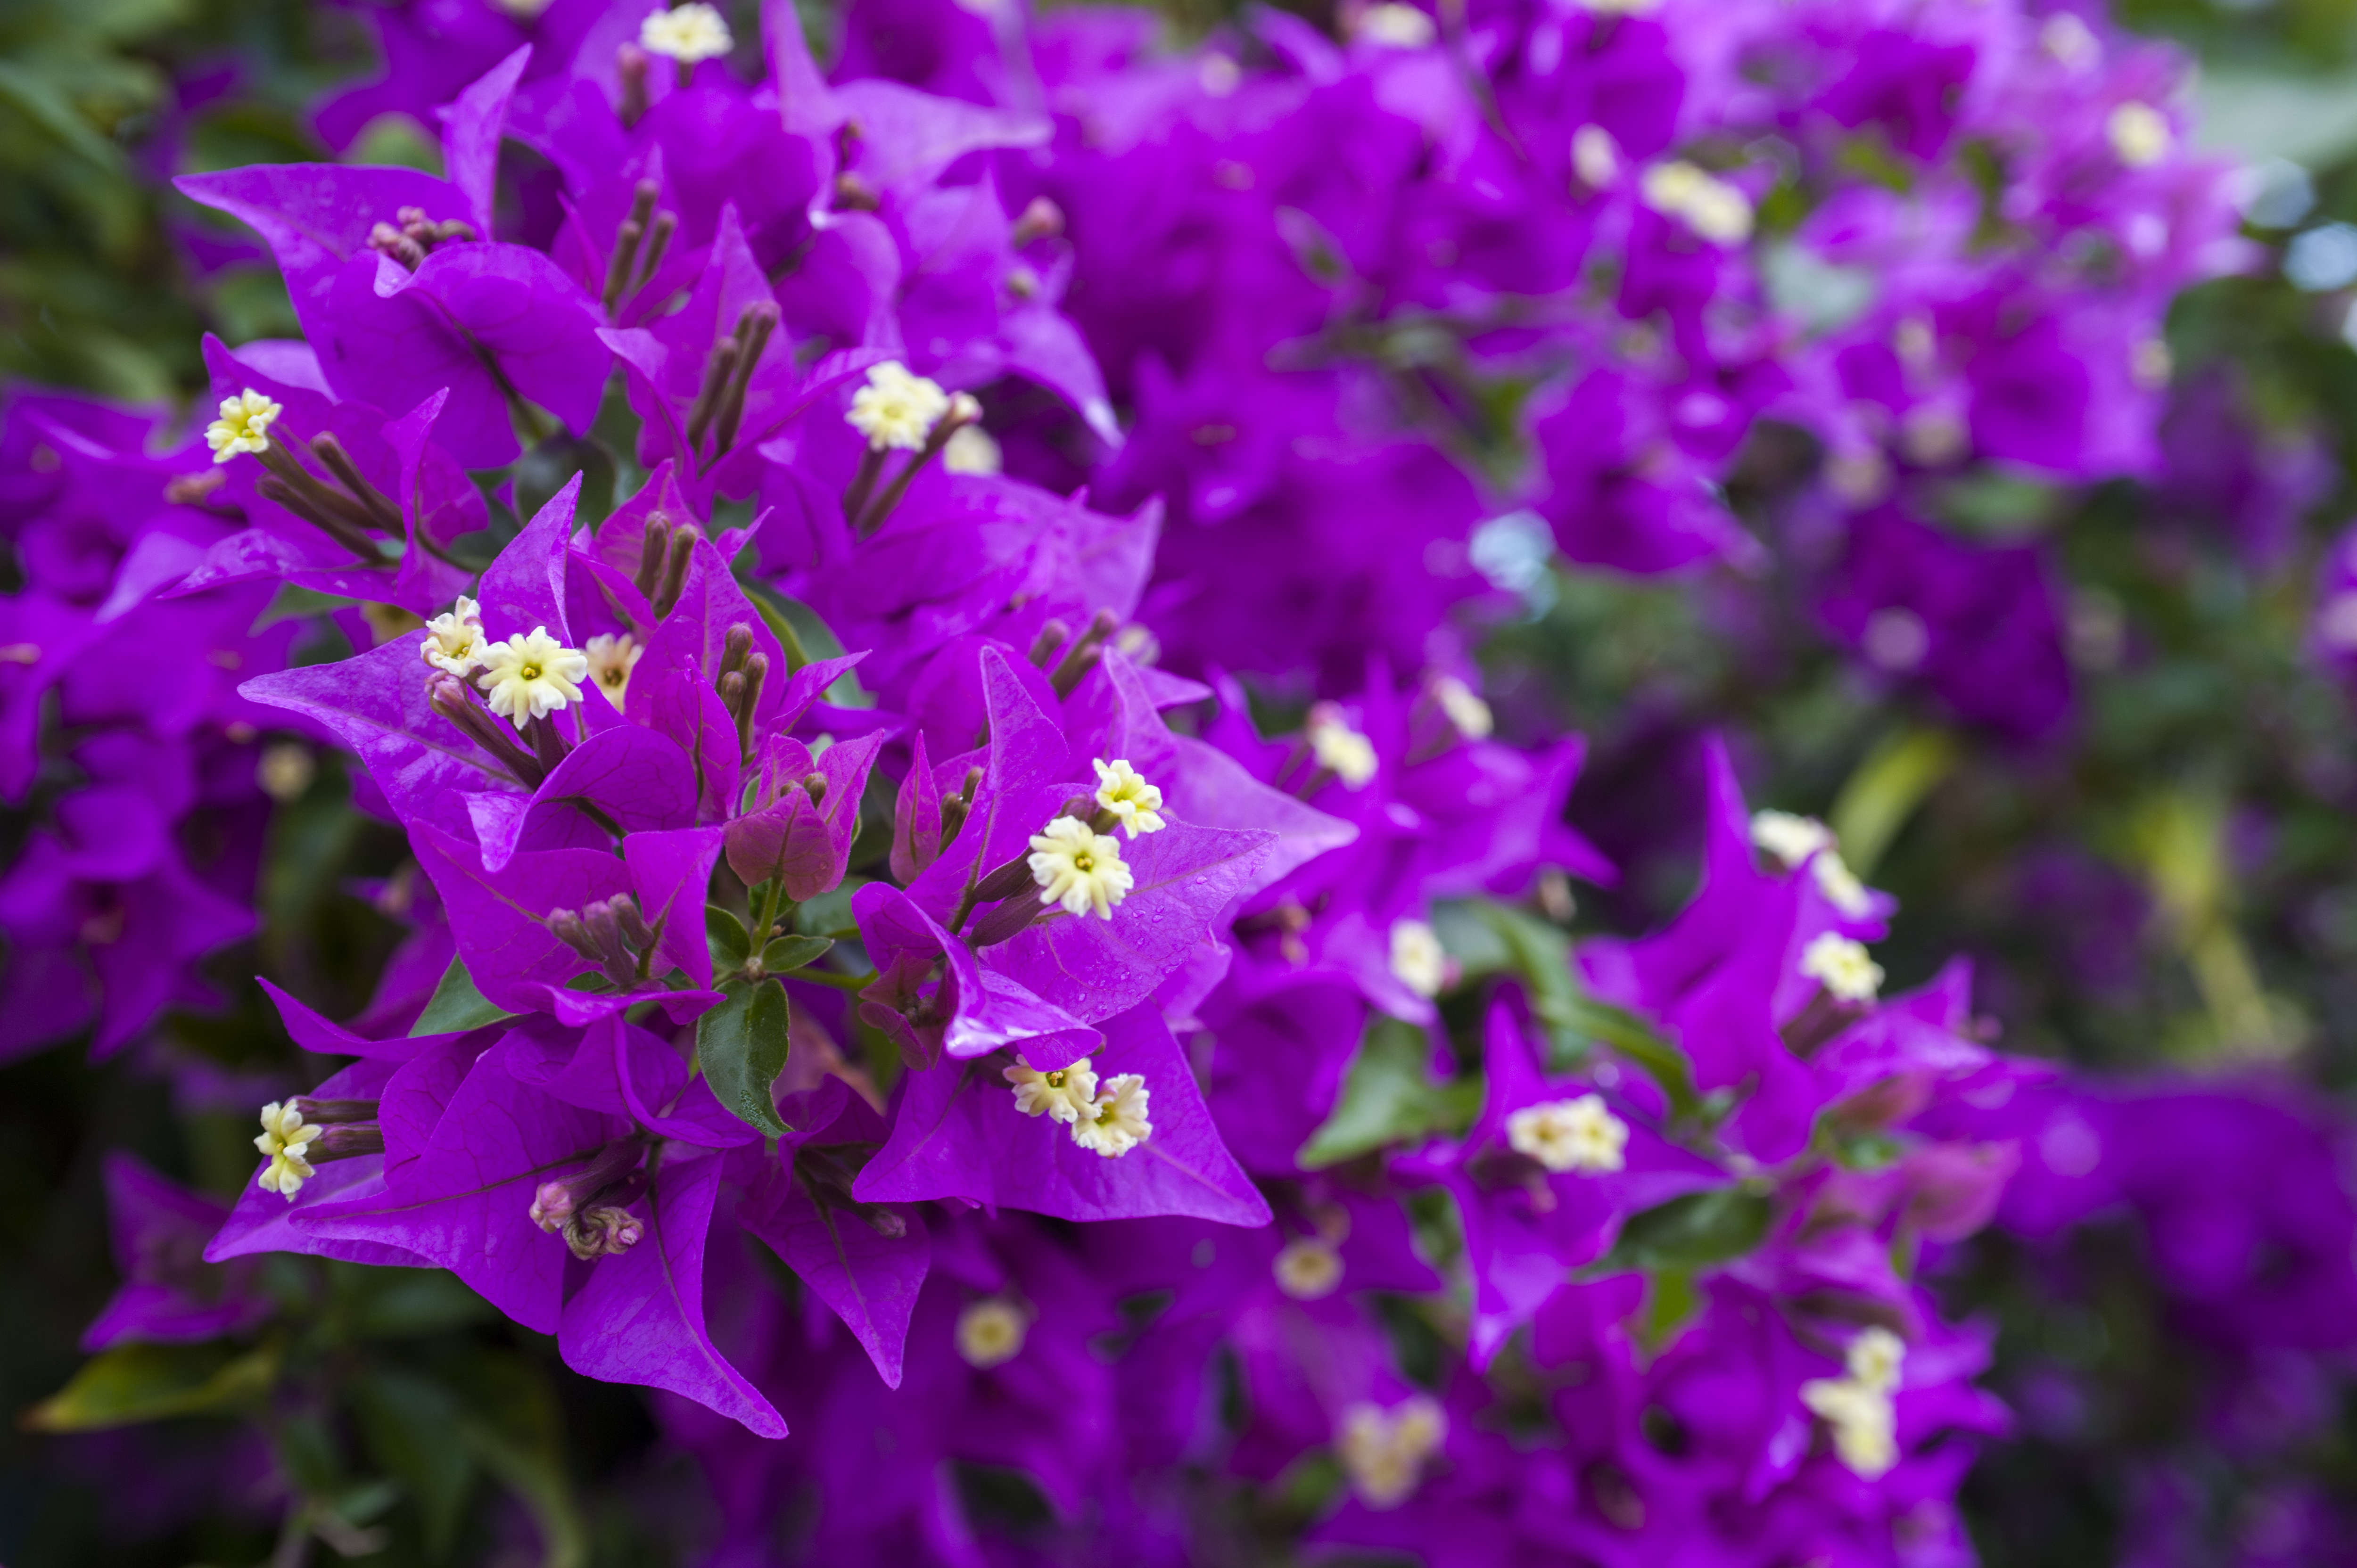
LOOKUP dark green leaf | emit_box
[1298,1018,1479,1168]
[757,933,832,975]
[706,903,752,970]
[1584,1188,1772,1277]
[353,1370,476,1556]
[454,1354,587,1568]
[793,881,862,939]
[25,1341,278,1431]
[344,1265,494,1338]
[513,431,617,528]
[697,978,795,1136]
[1455,900,1705,1119]
[734,575,815,674]
[412,956,519,1036]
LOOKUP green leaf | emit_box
[343,1264,494,1338]
[353,1370,476,1557]
[25,1341,278,1431]
[734,575,815,673]
[1456,900,1703,1118]
[706,903,752,971]
[757,933,833,975]
[1828,725,1959,878]
[1298,1018,1478,1168]
[513,432,616,528]
[412,956,519,1036]
[454,1354,586,1568]
[697,978,795,1136]
[733,576,875,705]
[1584,1188,1772,1277]
[793,881,863,940]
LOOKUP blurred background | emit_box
[7,0,2357,1563]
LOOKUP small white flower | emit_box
[1751,811,1873,918]
[256,743,315,802]
[1572,124,1621,189]
[2107,101,2171,169]
[1092,757,1167,837]
[1071,1072,1152,1157]
[207,389,283,464]
[848,361,953,451]
[1506,1094,1629,1174]
[1388,919,1448,999]
[476,625,590,731]
[1429,674,1493,739]
[1845,1327,1906,1394]
[1003,1057,1100,1125]
[1751,809,1833,867]
[255,1100,322,1199]
[1272,1237,1344,1300]
[420,595,487,676]
[2040,13,2099,69]
[584,632,644,709]
[1308,706,1379,788]
[1028,815,1135,919]
[955,1298,1028,1369]
[1642,160,1753,245]
[1800,931,1883,1004]
[639,2,732,63]
[1338,1396,1448,1509]
[1802,1375,1898,1478]
[1354,3,1434,47]
[942,423,1002,475]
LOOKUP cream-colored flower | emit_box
[1572,124,1621,189]
[256,743,315,802]
[1845,1326,1906,1394]
[848,361,953,451]
[1092,757,1167,837]
[1802,1376,1898,1478]
[1004,1057,1100,1125]
[955,1298,1027,1368]
[942,423,1002,475]
[1643,160,1752,245]
[1071,1072,1152,1157]
[2041,13,2098,68]
[1388,919,1447,999]
[639,2,732,62]
[1338,1396,1448,1508]
[420,595,487,676]
[584,632,644,709]
[1752,810,1873,917]
[207,389,283,464]
[1506,1094,1629,1174]
[1752,809,1833,868]
[1429,674,1493,739]
[1308,706,1379,788]
[1272,1238,1344,1300]
[255,1100,322,1199]
[2108,101,2170,168]
[1800,931,1883,1004]
[1028,815,1134,919]
[1354,3,1434,47]
[476,626,590,731]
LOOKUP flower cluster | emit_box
[0,389,302,1062]
[3,0,2332,1562]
